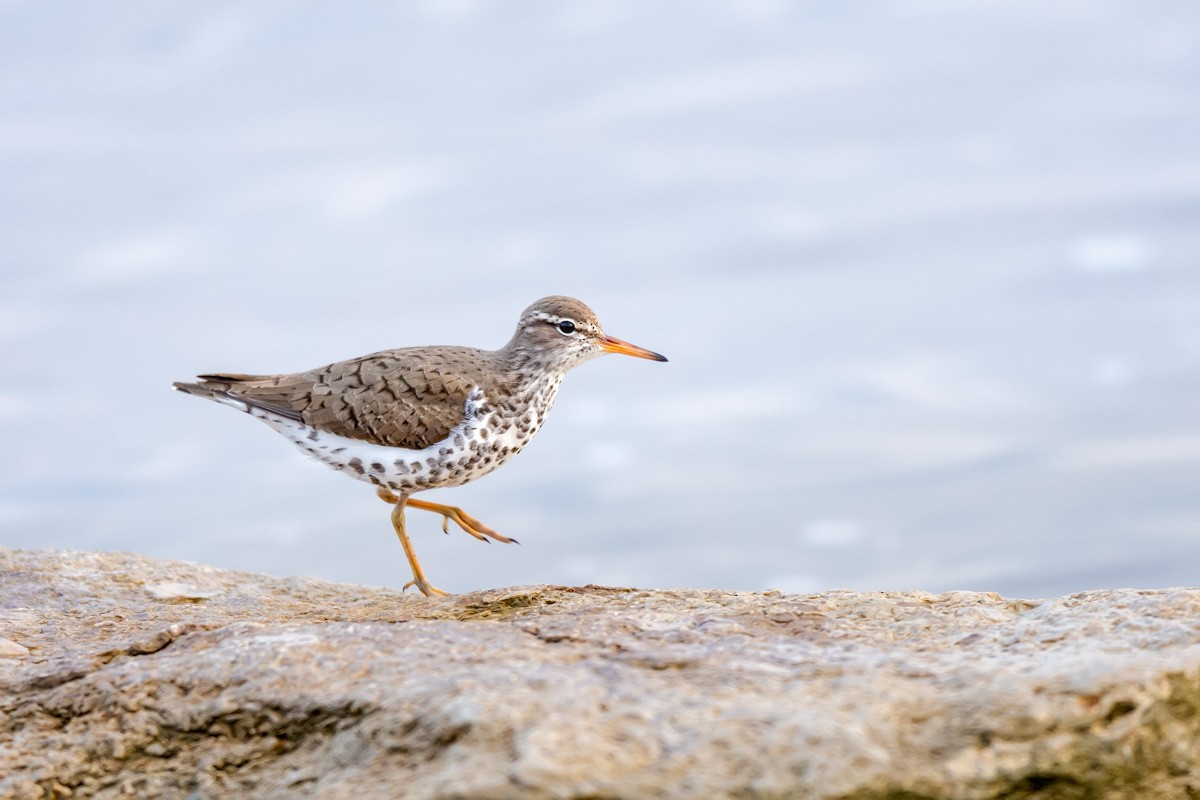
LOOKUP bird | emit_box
[173,295,667,596]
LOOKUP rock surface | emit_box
[2,548,1199,799]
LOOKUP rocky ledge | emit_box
[1,548,1199,799]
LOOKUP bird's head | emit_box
[505,295,667,372]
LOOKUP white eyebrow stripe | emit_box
[528,312,598,334]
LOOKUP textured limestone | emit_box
[2,547,1199,799]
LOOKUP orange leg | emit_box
[377,489,518,545]
[385,494,448,597]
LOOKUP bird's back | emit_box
[174,345,504,451]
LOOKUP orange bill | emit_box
[598,335,668,362]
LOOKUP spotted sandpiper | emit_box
[173,296,667,596]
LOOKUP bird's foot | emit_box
[406,498,519,545]
[403,578,450,597]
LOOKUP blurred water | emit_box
[2,1,1198,598]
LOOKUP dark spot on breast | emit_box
[348,458,364,475]
[307,429,319,441]
[371,462,384,473]
[394,460,410,474]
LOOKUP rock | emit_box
[144,582,223,602]
[1,547,1199,799]
[0,639,29,659]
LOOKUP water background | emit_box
[3,2,1199,598]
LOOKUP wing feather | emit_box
[187,347,493,450]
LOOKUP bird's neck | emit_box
[491,345,567,414]
[495,340,565,378]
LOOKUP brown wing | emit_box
[192,346,493,450]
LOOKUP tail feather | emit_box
[173,373,265,399]
[172,375,253,406]
[173,375,303,422]
[195,373,260,383]
[171,380,226,400]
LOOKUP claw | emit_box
[402,579,449,597]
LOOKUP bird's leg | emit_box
[376,489,517,545]
[386,493,448,597]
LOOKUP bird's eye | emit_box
[557,320,576,335]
